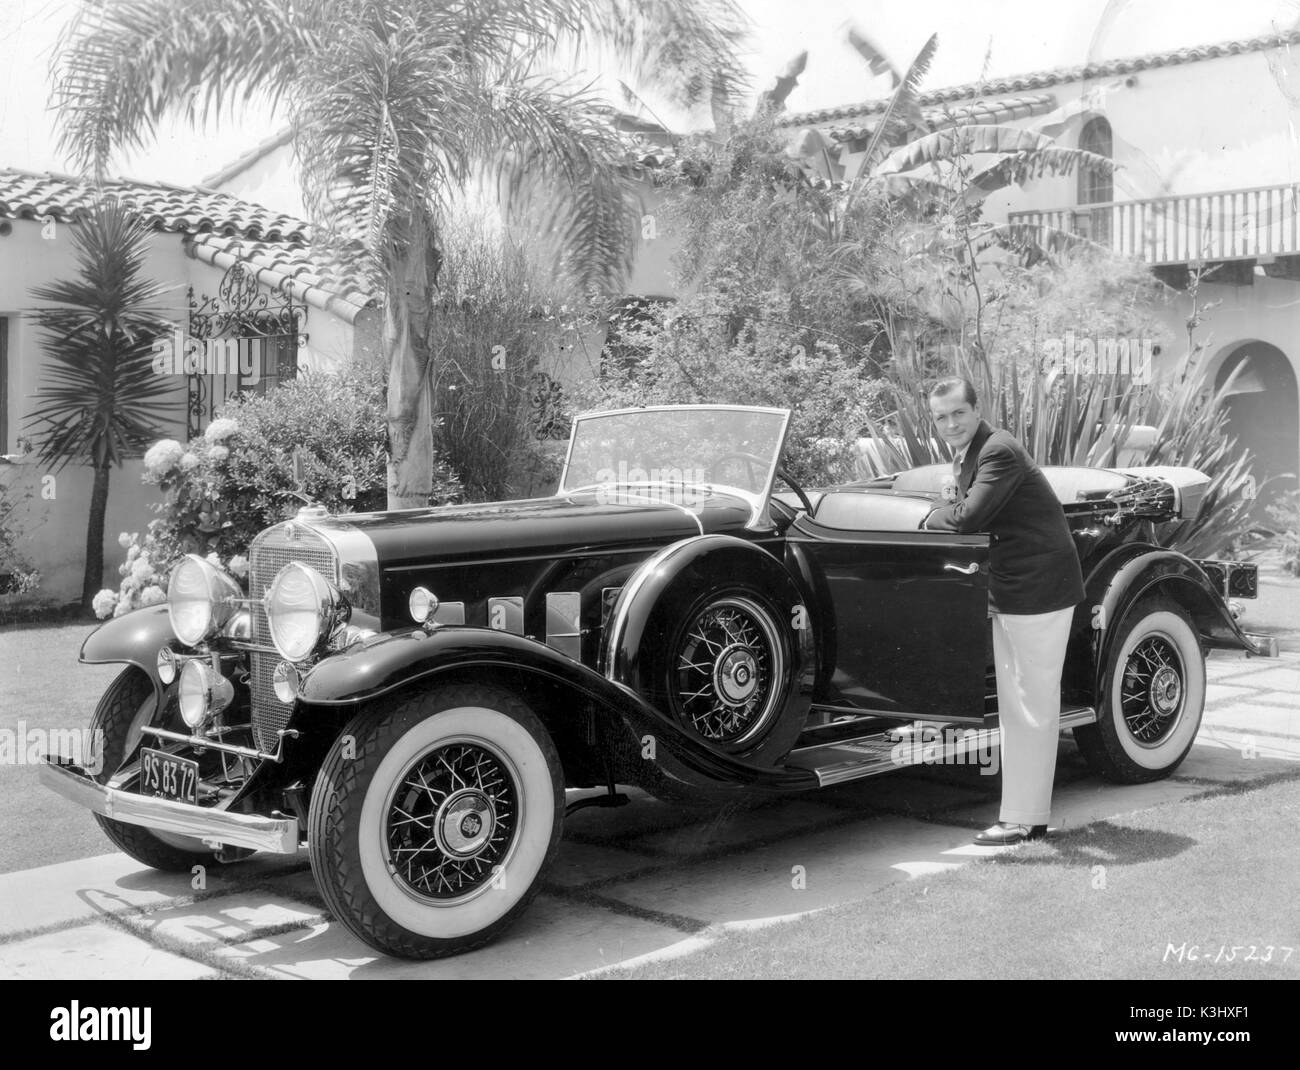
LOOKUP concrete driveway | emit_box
[1,647,1295,980]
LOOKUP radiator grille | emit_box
[249,523,338,753]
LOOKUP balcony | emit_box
[1007,182,1300,270]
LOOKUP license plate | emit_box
[140,748,199,805]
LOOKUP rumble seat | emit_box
[889,463,1132,503]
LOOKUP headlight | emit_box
[266,562,349,662]
[178,658,234,729]
[168,555,243,646]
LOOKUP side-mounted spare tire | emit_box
[604,535,813,767]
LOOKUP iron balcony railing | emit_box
[1007,182,1300,266]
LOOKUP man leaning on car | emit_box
[921,377,1085,846]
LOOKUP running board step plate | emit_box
[784,706,1096,787]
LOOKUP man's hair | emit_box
[929,376,978,407]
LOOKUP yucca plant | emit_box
[857,329,1262,558]
[26,198,177,607]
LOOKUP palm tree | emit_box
[53,0,749,507]
[26,199,177,607]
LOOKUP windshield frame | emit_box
[557,404,792,527]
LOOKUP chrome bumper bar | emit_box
[40,760,300,854]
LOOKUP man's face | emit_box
[929,390,981,453]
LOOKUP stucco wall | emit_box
[0,219,190,602]
[1,215,361,603]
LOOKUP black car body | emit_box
[43,405,1276,958]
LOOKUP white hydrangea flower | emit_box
[130,556,154,582]
[227,554,249,579]
[117,532,132,548]
[204,418,238,443]
[112,595,132,617]
[92,589,119,619]
[179,451,201,471]
[208,445,230,463]
[139,585,166,607]
[143,439,183,477]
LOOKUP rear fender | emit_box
[1084,545,1269,693]
[297,625,816,795]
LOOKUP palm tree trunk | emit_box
[83,461,110,608]
[385,213,437,510]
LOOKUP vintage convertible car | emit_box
[43,404,1276,959]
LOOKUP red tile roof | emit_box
[185,232,375,323]
[776,28,1300,128]
[0,167,308,241]
[0,168,376,321]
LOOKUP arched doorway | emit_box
[1215,342,1299,518]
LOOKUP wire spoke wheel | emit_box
[672,595,784,746]
[384,739,519,903]
[1120,634,1185,746]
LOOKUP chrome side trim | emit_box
[39,761,299,854]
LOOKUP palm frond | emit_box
[53,0,316,176]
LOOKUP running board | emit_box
[784,706,1096,787]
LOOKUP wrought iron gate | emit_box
[186,262,307,440]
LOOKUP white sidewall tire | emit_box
[356,705,556,940]
[1107,608,1205,771]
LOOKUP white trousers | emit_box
[991,607,1074,826]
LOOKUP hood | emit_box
[310,490,756,570]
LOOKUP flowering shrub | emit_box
[0,479,40,595]
[94,361,462,618]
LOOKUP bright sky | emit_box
[1,0,1297,185]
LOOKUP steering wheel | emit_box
[709,451,767,492]
[775,466,815,514]
[709,451,815,515]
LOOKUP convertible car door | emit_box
[793,518,991,722]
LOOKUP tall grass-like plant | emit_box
[428,216,596,501]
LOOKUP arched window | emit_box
[1077,117,1114,244]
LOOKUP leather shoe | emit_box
[973,822,1048,846]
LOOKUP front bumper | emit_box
[40,760,300,855]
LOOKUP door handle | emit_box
[944,562,980,575]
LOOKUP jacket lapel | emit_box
[959,420,994,495]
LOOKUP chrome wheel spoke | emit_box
[385,740,517,901]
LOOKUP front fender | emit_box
[297,625,817,794]
[79,604,174,704]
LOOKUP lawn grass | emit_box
[610,771,1300,980]
[0,622,124,874]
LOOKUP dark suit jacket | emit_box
[923,420,1085,615]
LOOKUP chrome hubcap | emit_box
[385,742,517,900]
[1121,635,1185,746]
[435,789,496,857]
[715,646,759,705]
[674,597,783,745]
